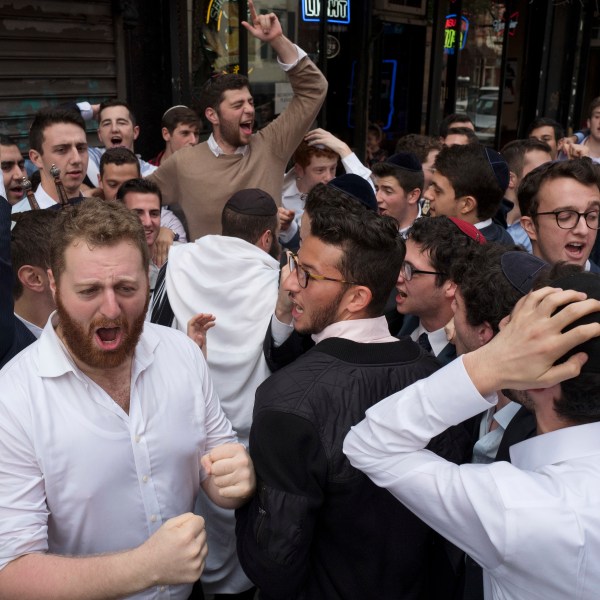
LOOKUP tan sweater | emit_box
[149,58,327,240]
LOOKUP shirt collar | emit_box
[493,400,521,430]
[510,420,600,470]
[312,316,398,345]
[474,218,493,230]
[412,322,450,356]
[207,133,249,157]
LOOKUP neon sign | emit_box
[302,0,351,25]
[444,14,469,55]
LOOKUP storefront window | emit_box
[190,0,299,129]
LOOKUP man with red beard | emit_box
[0,199,256,600]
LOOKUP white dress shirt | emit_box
[0,316,236,599]
[344,357,600,600]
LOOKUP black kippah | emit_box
[225,188,277,216]
[328,174,377,212]
[385,152,423,172]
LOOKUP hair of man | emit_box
[501,138,553,178]
[292,140,338,169]
[29,107,87,154]
[199,73,251,116]
[304,183,405,317]
[526,117,565,141]
[98,99,137,127]
[394,134,442,163]
[439,113,474,138]
[49,199,150,283]
[371,161,425,195]
[406,215,482,287]
[450,242,530,334]
[11,210,58,300]
[115,177,163,207]
[221,207,278,246]
[161,106,200,133]
[0,134,19,147]
[433,143,505,220]
[445,126,479,144]
[99,147,141,178]
[517,158,599,218]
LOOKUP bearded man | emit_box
[0,199,255,600]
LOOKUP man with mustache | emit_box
[0,199,255,599]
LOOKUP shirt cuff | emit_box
[270,313,294,347]
[277,45,307,72]
[76,102,94,121]
[341,153,374,187]
[278,218,299,243]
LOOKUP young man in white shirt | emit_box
[345,273,600,600]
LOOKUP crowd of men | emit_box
[2,2,600,600]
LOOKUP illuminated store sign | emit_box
[444,14,469,54]
[302,0,351,25]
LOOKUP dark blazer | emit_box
[0,196,36,369]
[398,314,456,366]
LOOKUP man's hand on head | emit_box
[304,128,351,159]
[464,287,600,396]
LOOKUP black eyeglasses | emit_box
[535,209,600,230]
[287,252,360,289]
[400,262,444,281]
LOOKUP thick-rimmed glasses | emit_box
[400,261,444,281]
[287,252,360,289]
[535,209,600,230]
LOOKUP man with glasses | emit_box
[519,158,600,272]
[396,216,486,365]
[236,183,450,599]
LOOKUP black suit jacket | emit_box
[0,196,36,369]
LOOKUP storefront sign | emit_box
[302,0,351,25]
[444,14,469,55]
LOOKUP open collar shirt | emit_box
[0,315,235,599]
[344,357,600,600]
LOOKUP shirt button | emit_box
[135,435,141,443]
[150,514,157,523]
[142,475,148,483]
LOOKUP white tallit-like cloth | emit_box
[165,235,280,442]
[166,235,280,594]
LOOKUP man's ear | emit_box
[459,195,477,216]
[407,188,421,206]
[520,215,537,242]
[256,229,272,253]
[443,279,457,299]
[29,148,43,170]
[205,107,219,127]
[294,163,305,180]
[132,125,140,141]
[18,266,47,293]
[161,127,171,143]
[508,171,517,191]
[343,285,373,316]
[479,321,495,346]
[48,269,57,301]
